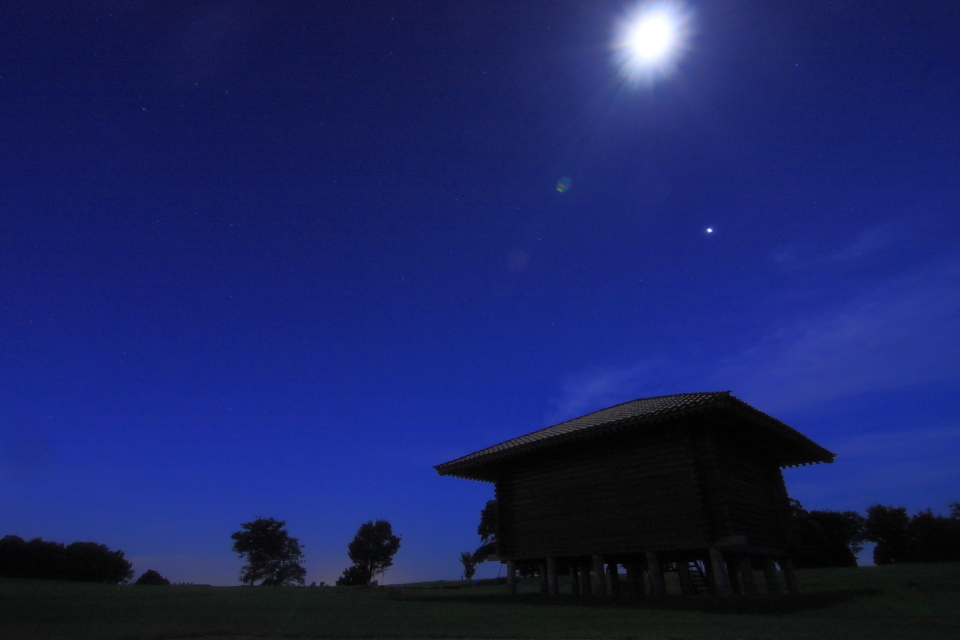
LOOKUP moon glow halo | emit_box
[613,1,692,86]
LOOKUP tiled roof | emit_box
[435,391,834,480]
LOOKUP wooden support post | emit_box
[608,562,621,596]
[645,551,665,596]
[540,563,548,594]
[506,561,517,596]
[737,555,758,595]
[581,560,593,595]
[570,562,581,595]
[781,557,800,596]
[763,557,781,595]
[547,558,559,597]
[592,555,607,596]
[727,557,742,594]
[708,547,732,596]
[677,561,696,596]
[626,560,644,596]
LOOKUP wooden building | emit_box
[435,391,834,596]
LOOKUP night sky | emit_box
[2,1,958,586]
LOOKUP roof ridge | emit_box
[435,391,733,472]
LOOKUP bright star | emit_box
[706,228,714,234]
[612,1,693,86]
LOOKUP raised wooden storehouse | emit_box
[435,392,834,596]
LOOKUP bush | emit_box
[336,564,372,586]
[0,535,133,584]
[135,569,171,585]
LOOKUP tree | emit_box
[470,499,538,577]
[230,517,306,586]
[473,499,498,562]
[809,509,867,559]
[788,500,862,568]
[907,508,960,563]
[336,564,372,586]
[135,569,171,585]
[336,520,400,586]
[0,535,133,584]
[459,551,477,580]
[864,505,911,565]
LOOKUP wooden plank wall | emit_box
[711,435,792,547]
[496,426,710,560]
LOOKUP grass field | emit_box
[1,562,958,640]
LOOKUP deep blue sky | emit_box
[1,1,958,585]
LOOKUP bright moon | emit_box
[613,1,692,85]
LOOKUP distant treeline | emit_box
[0,535,134,584]
[463,498,960,578]
[791,500,960,568]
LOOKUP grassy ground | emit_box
[1,562,958,640]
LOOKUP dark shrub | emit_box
[135,569,171,585]
[0,535,133,584]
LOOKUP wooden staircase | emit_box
[687,560,710,594]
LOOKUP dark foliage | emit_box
[0,535,133,583]
[337,520,400,587]
[473,499,498,563]
[335,564,372,586]
[459,551,477,580]
[230,517,306,586]
[788,500,864,568]
[864,503,960,564]
[865,505,912,564]
[909,509,960,563]
[134,569,171,585]
[469,499,538,576]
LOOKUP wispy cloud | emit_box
[547,359,674,424]
[772,223,899,268]
[551,260,960,417]
[705,261,960,412]
[785,424,960,512]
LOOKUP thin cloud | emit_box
[548,359,669,424]
[829,224,899,262]
[706,261,960,412]
[550,260,959,418]
[772,223,899,268]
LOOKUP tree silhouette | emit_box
[459,551,477,580]
[864,505,912,565]
[336,520,400,586]
[0,535,133,583]
[473,499,498,562]
[230,517,306,586]
[135,569,171,585]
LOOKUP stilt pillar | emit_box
[506,561,516,596]
[737,555,758,595]
[592,555,607,596]
[608,562,621,595]
[645,551,665,596]
[727,557,742,594]
[581,560,593,595]
[547,558,559,596]
[677,560,696,595]
[708,547,732,596]
[763,557,781,595]
[570,562,581,595]
[781,557,800,595]
[626,560,645,596]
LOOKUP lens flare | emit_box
[612,1,693,86]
